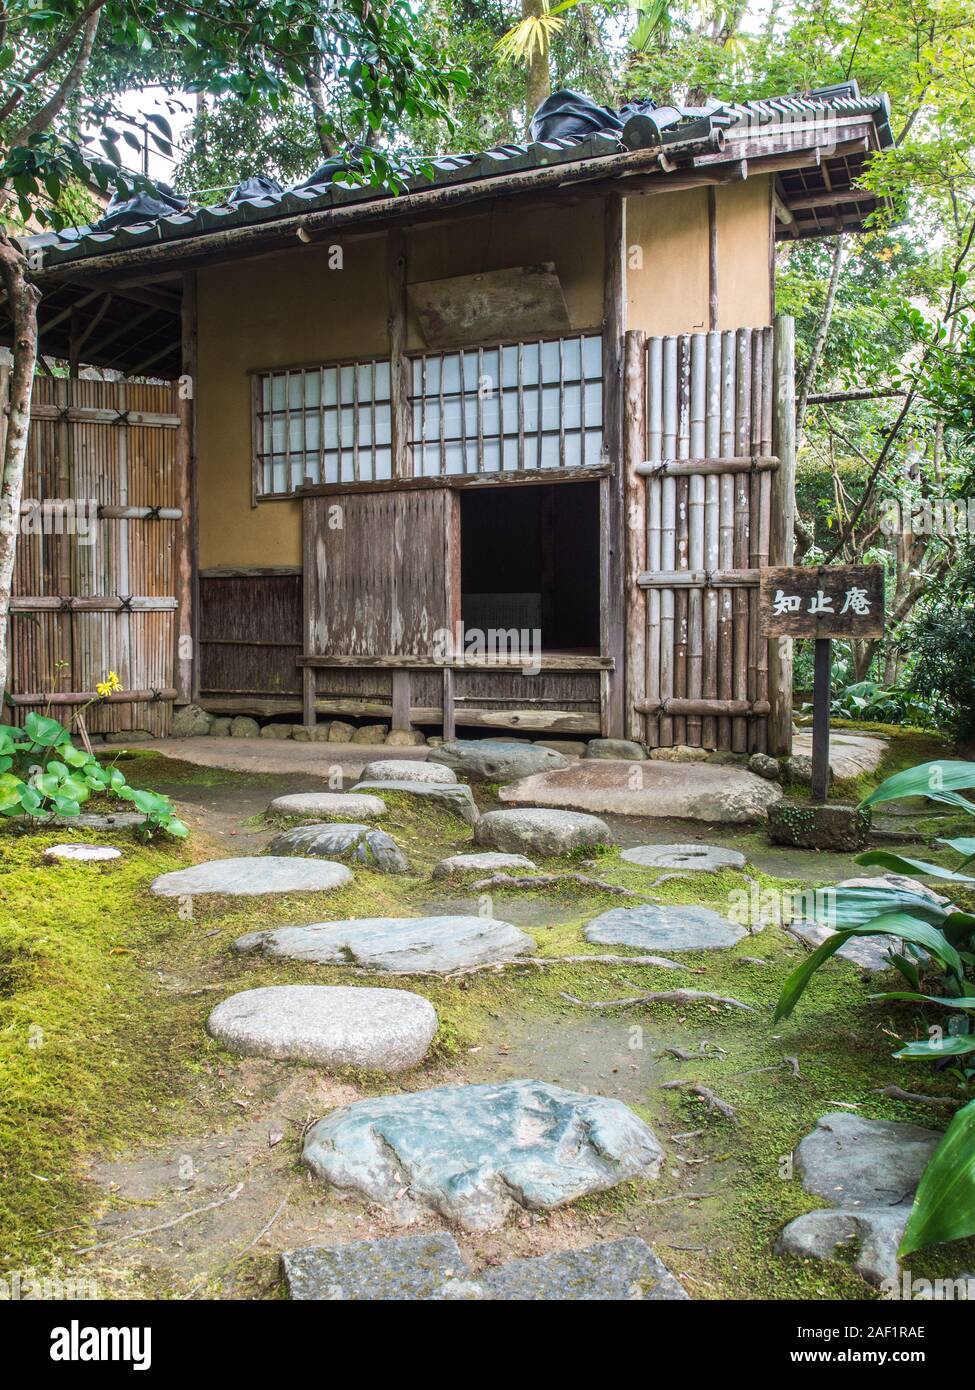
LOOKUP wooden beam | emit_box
[601,191,627,739]
[295,463,610,498]
[707,186,718,331]
[788,188,875,211]
[623,329,646,742]
[768,314,796,756]
[387,227,412,478]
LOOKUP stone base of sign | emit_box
[767,801,871,853]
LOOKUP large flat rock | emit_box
[428,739,569,783]
[43,843,122,863]
[432,851,537,878]
[775,1111,942,1287]
[793,728,888,780]
[151,856,353,897]
[206,984,436,1072]
[281,1235,687,1300]
[267,822,408,874]
[235,914,534,975]
[498,759,782,823]
[474,807,612,855]
[268,792,387,819]
[788,919,903,972]
[620,843,745,872]
[360,759,456,785]
[302,1079,664,1230]
[350,779,479,826]
[585,904,747,952]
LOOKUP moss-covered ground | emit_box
[2,728,974,1298]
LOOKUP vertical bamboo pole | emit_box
[175,271,197,709]
[659,335,677,746]
[756,324,774,753]
[687,333,706,747]
[704,330,722,749]
[601,192,627,738]
[732,329,752,751]
[623,329,647,742]
[768,314,796,755]
[645,336,663,748]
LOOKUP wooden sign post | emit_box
[760,564,884,802]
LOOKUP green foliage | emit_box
[775,756,975,1256]
[0,714,187,839]
[901,550,975,746]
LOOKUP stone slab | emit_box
[206,984,437,1072]
[267,822,408,874]
[498,759,782,823]
[235,914,534,975]
[360,759,456,785]
[428,739,569,783]
[432,851,537,878]
[788,920,902,972]
[620,843,746,872]
[474,807,612,855]
[793,728,888,780]
[268,793,387,820]
[42,843,122,863]
[464,1237,689,1301]
[350,780,479,826]
[151,856,353,897]
[585,904,747,952]
[282,1234,466,1300]
[302,1079,664,1230]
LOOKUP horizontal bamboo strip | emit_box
[11,596,177,612]
[297,653,615,671]
[637,568,760,589]
[636,455,779,477]
[635,697,771,716]
[28,404,180,428]
[9,687,177,706]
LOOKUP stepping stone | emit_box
[432,851,536,878]
[52,811,146,829]
[585,904,747,952]
[360,759,457,785]
[787,919,903,972]
[585,738,647,761]
[620,843,746,872]
[42,843,122,863]
[302,1079,663,1230]
[775,1112,941,1287]
[428,739,569,783]
[474,807,612,856]
[281,1235,687,1301]
[267,822,408,874]
[268,792,387,820]
[151,856,352,897]
[351,779,479,826]
[282,1233,465,1301]
[235,914,533,975]
[207,985,436,1072]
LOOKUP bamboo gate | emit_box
[623,319,796,755]
[3,374,185,735]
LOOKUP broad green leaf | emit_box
[774,914,963,1022]
[940,912,975,947]
[895,1037,975,1058]
[899,1101,975,1256]
[860,760,975,810]
[52,795,81,817]
[0,773,26,811]
[856,848,975,884]
[872,992,975,1010]
[937,837,975,865]
[799,885,949,929]
[61,744,91,768]
[24,712,69,748]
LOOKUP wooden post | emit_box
[811,637,831,801]
[707,187,719,332]
[175,271,197,707]
[387,229,411,479]
[601,192,627,738]
[623,329,647,741]
[391,669,412,731]
[768,313,796,755]
[442,666,455,741]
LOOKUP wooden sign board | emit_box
[408,263,571,349]
[760,564,884,641]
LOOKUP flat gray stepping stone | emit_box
[151,856,352,897]
[360,759,457,785]
[302,1079,663,1230]
[788,919,902,972]
[282,1235,686,1301]
[235,914,533,975]
[464,1238,688,1301]
[282,1234,466,1300]
[585,738,647,761]
[428,739,569,783]
[269,792,387,819]
[432,851,536,878]
[585,903,747,952]
[267,823,408,874]
[207,984,436,1072]
[43,843,122,863]
[775,1112,941,1287]
[620,843,745,872]
[351,779,479,826]
[475,807,611,855]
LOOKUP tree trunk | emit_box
[523,0,551,128]
[0,237,40,702]
[796,235,845,447]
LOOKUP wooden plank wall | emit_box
[8,376,179,734]
[199,571,301,702]
[631,326,777,753]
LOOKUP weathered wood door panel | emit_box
[303,488,457,657]
[626,325,792,754]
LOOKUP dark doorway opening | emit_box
[459,481,600,653]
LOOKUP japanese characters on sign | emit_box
[759,565,885,641]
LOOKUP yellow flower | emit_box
[96,671,122,697]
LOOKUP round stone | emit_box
[432,852,537,878]
[474,807,612,856]
[267,823,408,874]
[360,759,457,785]
[584,903,747,952]
[43,843,122,863]
[151,856,353,897]
[207,985,437,1072]
[269,792,387,819]
[620,843,746,872]
[428,740,569,784]
[234,914,534,975]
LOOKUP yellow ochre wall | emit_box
[196,181,772,569]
